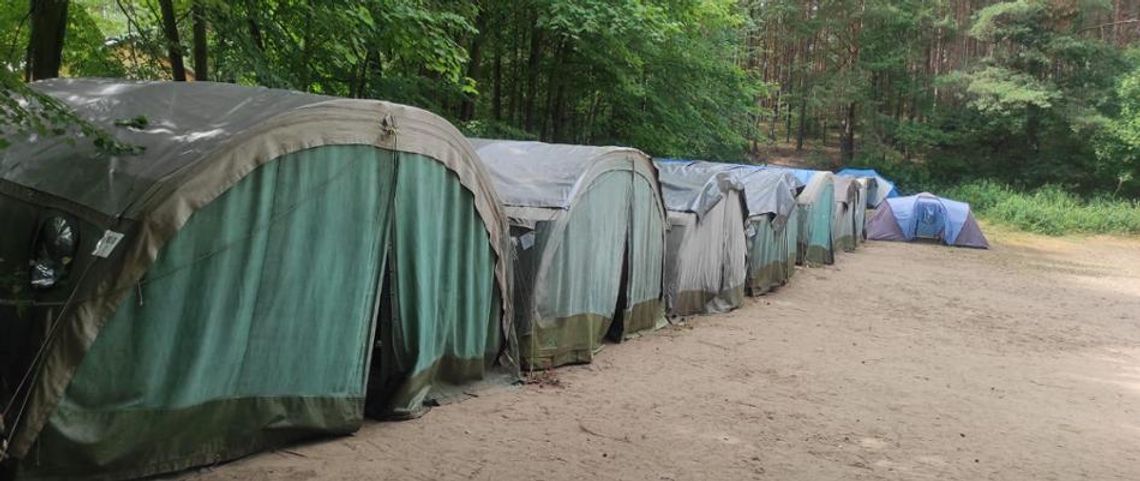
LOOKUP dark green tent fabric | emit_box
[378,154,501,416]
[13,147,501,481]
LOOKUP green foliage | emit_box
[945,180,1140,235]
[1,0,1140,206]
[954,66,1059,115]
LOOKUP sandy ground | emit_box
[183,230,1140,481]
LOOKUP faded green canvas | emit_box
[747,215,782,295]
[834,201,857,253]
[798,184,835,266]
[18,147,501,480]
[516,172,630,369]
[622,173,666,334]
[783,207,800,280]
[378,154,500,417]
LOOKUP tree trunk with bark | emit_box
[192,0,208,81]
[26,0,70,81]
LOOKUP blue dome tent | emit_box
[865,193,989,249]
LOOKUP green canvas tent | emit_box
[655,161,749,316]
[789,171,837,266]
[470,139,666,370]
[0,80,515,481]
[833,176,862,253]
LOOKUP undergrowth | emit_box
[942,181,1140,236]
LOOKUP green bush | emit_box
[944,181,1140,236]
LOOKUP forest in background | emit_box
[3,0,1140,201]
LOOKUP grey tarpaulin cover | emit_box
[657,160,799,223]
[654,160,743,218]
[654,159,749,315]
[469,139,654,209]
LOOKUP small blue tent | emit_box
[836,168,899,207]
[865,193,989,249]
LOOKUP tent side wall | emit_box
[797,176,835,266]
[747,215,781,295]
[22,146,392,479]
[854,181,869,243]
[622,172,667,334]
[20,147,504,480]
[663,191,747,316]
[783,207,800,280]
[378,155,502,416]
[516,172,631,369]
[833,180,859,253]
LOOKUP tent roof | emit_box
[3,79,336,218]
[659,160,799,220]
[2,79,504,226]
[836,167,899,205]
[654,160,742,216]
[834,176,860,205]
[792,170,835,204]
[762,165,819,186]
[470,138,663,213]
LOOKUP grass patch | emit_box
[943,181,1140,236]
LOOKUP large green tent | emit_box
[655,161,748,316]
[0,80,515,481]
[470,140,666,370]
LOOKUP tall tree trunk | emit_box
[460,8,488,121]
[26,0,70,81]
[158,0,187,81]
[191,0,208,81]
[841,102,856,164]
[523,11,544,134]
[492,44,503,122]
[796,95,807,151]
[541,41,565,141]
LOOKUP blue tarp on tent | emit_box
[836,168,899,207]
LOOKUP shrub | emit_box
[944,181,1140,236]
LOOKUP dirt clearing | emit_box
[183,231,1140,481]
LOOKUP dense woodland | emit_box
[3,0,1140,197]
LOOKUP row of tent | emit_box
[0,80,983,481]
